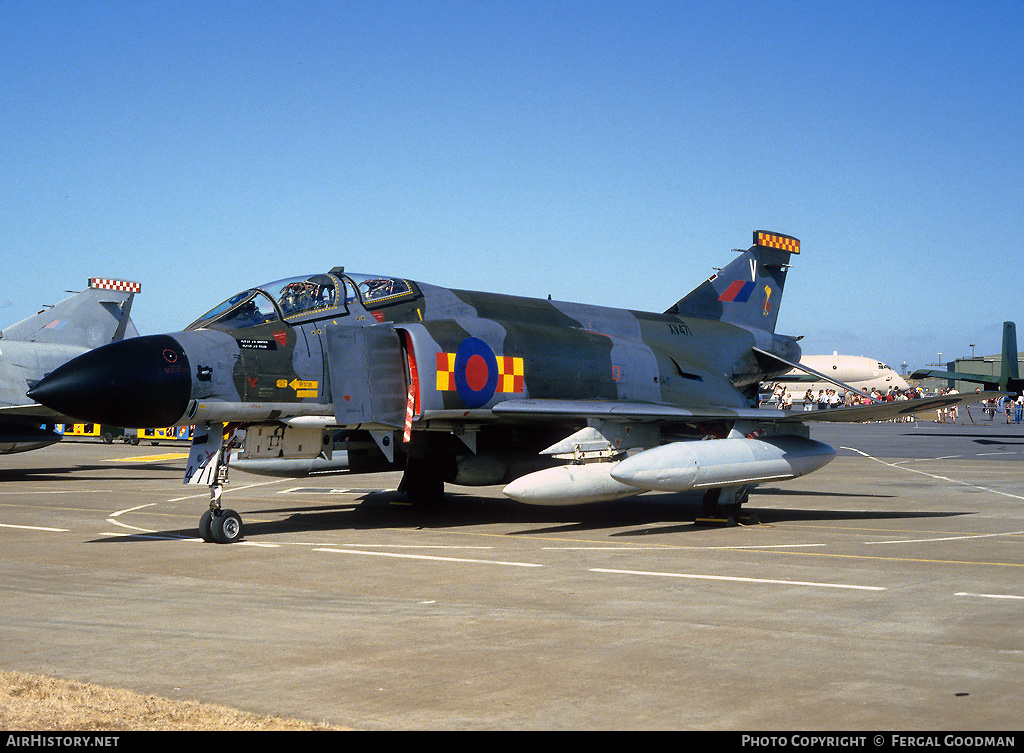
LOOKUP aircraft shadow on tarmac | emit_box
[88,487,969,544]
[0,464,185,482]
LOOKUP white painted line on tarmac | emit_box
[0,523,70,532]
[0,489,112,496]
[110,503,157,518]
[314,547,543,567]
[322,544,494,549]
[280,487,396,494]
[704,543,828,550]
[540,549,675,553]
[591,567,885,591]
[842,446,1024,501]
[955,592,1024,601]
[106,518,155,533]
[544,544,826,550]
[167,478,290,502]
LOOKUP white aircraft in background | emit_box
[767,352,909,401]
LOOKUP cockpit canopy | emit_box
[186,272,418,331]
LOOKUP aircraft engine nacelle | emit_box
[609,436,835,493]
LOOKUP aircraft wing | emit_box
[491,399,786,423]
[491,391,1006,427]
[0,403,76,421]
[777,391,1007,423]
[909,368,998,387]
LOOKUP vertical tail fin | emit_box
[666,231,799,333]
[0,278,141,347]
[1000,321,1019,391]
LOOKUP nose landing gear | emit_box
[188,422,246,544]
[199,506,244,544]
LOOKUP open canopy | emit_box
[185,272,417,330]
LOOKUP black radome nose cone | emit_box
[28,334,192,428]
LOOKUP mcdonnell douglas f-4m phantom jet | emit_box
[29,232,996,542]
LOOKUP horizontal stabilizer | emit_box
[910,369,1000,386]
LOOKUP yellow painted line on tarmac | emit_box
[110,453,190,463]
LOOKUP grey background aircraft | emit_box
[0,278,140,453]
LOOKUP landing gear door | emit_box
[325,322,406,429]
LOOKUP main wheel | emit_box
[210,509,243,544]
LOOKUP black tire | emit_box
[198,509,215,542]
[399,457,445,506]
[210,509,243,544]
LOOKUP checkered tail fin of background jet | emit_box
[1,278,141,348]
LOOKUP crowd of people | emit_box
[988,393,1024,424]
[762,384,1024,425]
[764,384,927,412]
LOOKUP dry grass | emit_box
[0,671,344,731]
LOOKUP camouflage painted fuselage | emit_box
[28,234,802,484]
[175,278,798,424]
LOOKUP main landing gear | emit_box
[399,455,446,506]
[696,484,759,526]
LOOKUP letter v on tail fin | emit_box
[665,230,799,334]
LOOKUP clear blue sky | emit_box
[3,0,1022,372]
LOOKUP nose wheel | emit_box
[197,473,243,543]
[199,506,243,543]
